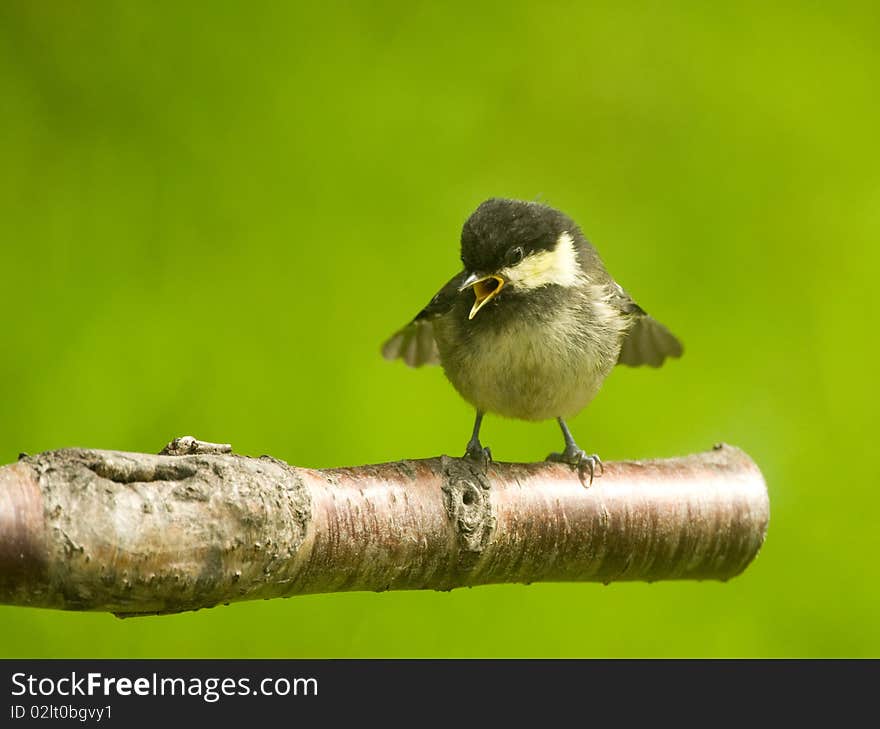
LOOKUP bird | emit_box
[381,198,682,483]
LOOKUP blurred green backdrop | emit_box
[1,1,877,657]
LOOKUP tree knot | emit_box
[440,457,496,568]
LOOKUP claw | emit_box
[547,448,603,486]
[464,443,492,471]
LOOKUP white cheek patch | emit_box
[500,231,583,289]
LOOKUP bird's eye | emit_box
[506,246,524,266]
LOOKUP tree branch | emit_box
[0,441,769,617]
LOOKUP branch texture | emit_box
[0,443,769,617]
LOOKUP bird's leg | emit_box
[546,417,603,486]
[463,411,492,468]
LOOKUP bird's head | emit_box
[458,198,587,319]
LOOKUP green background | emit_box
[1,2,877,657]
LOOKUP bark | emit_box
[0,440,769,617]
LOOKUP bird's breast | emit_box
[434,295,624,421]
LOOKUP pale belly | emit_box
[434,308,619,421]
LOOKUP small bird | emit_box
[382,198,682,483]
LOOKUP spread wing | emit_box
[381,271,466,367]
[612,287,684,368]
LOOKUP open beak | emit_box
[459,272,506,320]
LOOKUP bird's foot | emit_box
[546,447,603,486]
[463,440,492,471]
